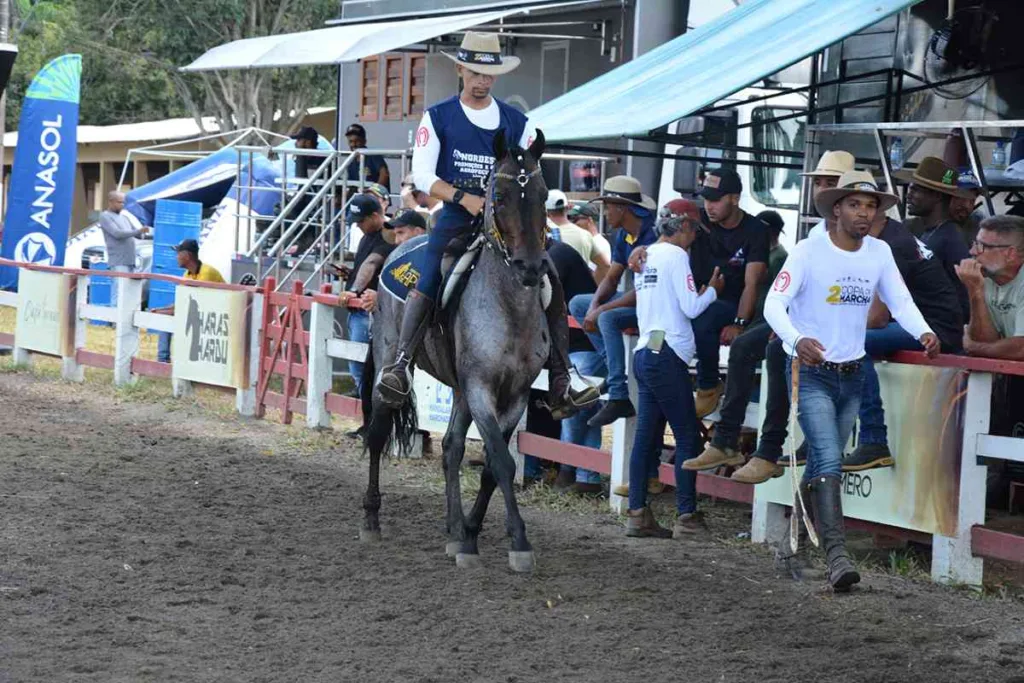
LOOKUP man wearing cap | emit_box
[546,189,610,283]
[901,156,973,319]
[290,126,321,179]
[568,201,612,263]
[337,195,394,395]
[153,239,225,363]
[804,151,856,239]
[378,32,598,418]
[684,210,790,479]
[764,171,938,591]
[344,123,390,189]
[568,176,659,428]
[358,210,427,315]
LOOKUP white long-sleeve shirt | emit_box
[410,98,536,194]
[634,242,717,363]
[764,233,932,363]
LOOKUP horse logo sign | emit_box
[172,287,248,389]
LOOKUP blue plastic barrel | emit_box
[149,199,202,309]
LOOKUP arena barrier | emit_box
[1,258,1022,587]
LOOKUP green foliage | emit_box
[7,0,338,132]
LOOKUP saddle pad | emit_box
[379,235,428,302]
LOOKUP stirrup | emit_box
[378,357,413,407]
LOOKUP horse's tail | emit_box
[364,393,419,459]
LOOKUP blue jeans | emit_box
[858,322,922,446]
[559,351,606,484]
[158,332,172,363]
[786,362,866,480]
[568,292,636,401]
[347,310,371,392]
[414,202,473,299]
[629,346,700,514]
[691,298,739,390]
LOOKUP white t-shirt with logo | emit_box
[635,242,718,362]
[764,233,932,363]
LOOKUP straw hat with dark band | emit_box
[814,170,898,217]
[443,32,520,76]
[894,156,974,198]
[590,175,656,210]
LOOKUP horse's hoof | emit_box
[508,550,535,573]
[455,553,482,569]
[360,528,382,543]
[445,541,462,558]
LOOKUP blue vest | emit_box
[429,96,528,196]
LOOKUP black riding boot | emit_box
[545,270,601,420]
[378,290,434,408]
[809,475,861,592]
[774,480,824,580]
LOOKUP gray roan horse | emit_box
[362,129,551,573]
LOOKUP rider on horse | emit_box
[377,32,601,418]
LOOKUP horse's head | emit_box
[489,128,548,287]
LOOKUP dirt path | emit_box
[1,371,1023,683]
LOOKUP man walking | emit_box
[764,170,938,591]
[378,32,598,418]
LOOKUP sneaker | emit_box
[587,399,636,428]
[730,456,784,484]
[779,442,808,467]
[842,443,895,472]
[673,511,708,537]
[694,381,725,419]
[612,478,664,497]
[625,507,673,538]
[572,482,604,497]
[682,444,745,471]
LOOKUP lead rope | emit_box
[789,355,819,552]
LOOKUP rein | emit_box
[480,154,544,267]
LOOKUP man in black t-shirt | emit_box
[842,210,965,471]
[688,169,769,417]
[345,123,390,190]
[336,195,394,395]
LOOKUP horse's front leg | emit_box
[361,404,392,542]
[442,393,475,564]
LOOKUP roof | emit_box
[528,0,922,143]
[2,116,219,148]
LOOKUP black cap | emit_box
[291,126,318,142]
[345,123,367,139]
[386,209,427,231]
[174,239,200,255]
[756,210,785,236]
[699,168,743,201]
[348,194,382,221]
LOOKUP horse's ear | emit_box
[493,129,507,161]
[528,129,546,161]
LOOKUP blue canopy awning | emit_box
[529,0,921,143]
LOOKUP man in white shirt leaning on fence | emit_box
[763,170,939,592]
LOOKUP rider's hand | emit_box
[460,193,485,216]
[627,246,648,274]
[583,307,601,333]
[795,337,826,366]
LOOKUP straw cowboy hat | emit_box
[814,170,898,217]
[443,32,520,76]
[591,175,657,210]
[894,156,974,198]
[801,150,855,178]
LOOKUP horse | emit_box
[361,129,552,573]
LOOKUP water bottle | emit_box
[992,140,1007,170]
[890,137,905,171]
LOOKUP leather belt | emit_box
[818,359,864,376]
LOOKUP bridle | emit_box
[480,152,544,267]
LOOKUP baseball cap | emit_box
[567,202,599,221]
[386,209,427,231]
[545,189,568,211]
[363,182,390,206]
[291,126,318,143]
[699,168,743,201]
[174,239,200,255]
[756,210,785,236]
[660,198,701,221]
[349,194,382,221]
[345,123,367,139]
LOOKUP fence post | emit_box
[113,275,143,386]
[306,296,333,429]
[61,275,87,382]
[751,358,787,544]
[609,333,638,514]
[931,371,990,586]
[236,291,262,417]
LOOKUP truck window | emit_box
[751,107,805,210]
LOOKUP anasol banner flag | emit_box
[0,54,82,290]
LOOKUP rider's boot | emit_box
[545,274,601,420]
[378,290,434,408]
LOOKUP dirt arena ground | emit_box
[2,370,1024,683]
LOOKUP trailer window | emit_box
[751,107,805,210]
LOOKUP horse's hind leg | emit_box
[361,404,392,542]
[442,393,475,563]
